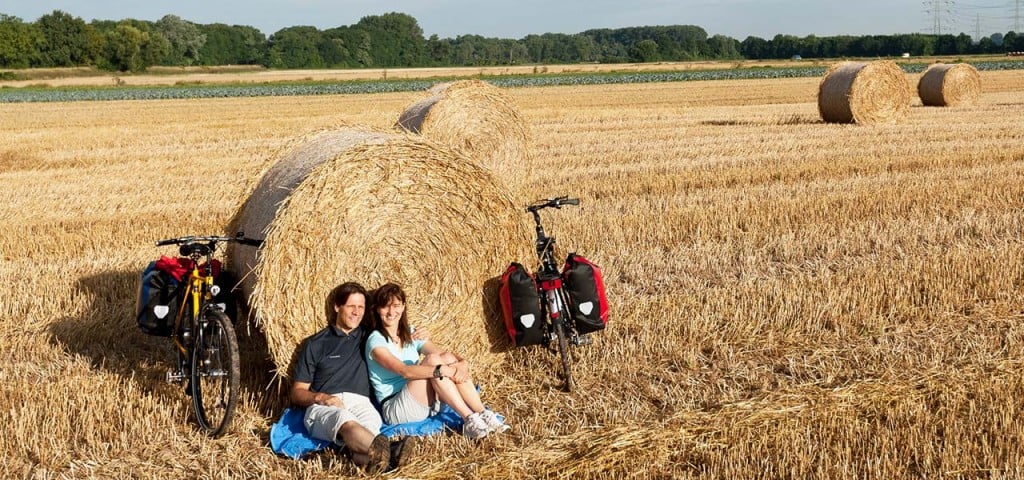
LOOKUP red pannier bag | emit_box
[561,253,608,334]
[499,262,546,346]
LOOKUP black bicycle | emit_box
[155,233,262,437]
[526,197,592,392]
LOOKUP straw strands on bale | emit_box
[396,80,531,195]
[917,63,982,107]
[818,61,912,124]
[230,127,530,375]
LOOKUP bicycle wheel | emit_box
[190,308,240,437]
[552,311,575,392]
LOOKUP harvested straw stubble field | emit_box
[1,69,1024,479]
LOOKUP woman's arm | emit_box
[371,344,453,380]
[419,341,470,383]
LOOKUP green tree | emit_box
[630,39,659,62]
[523,34,552,62]
[105,23,147,71]
[509,41,528,64]
[198,24,265,65]
[353,12,425,66]
[355,30,373,67]
[1005,31,1023,51]
[706,34,740,59]
[267,26,323,68]
[953,33,972,54]
[771,34,800,58]
[740,36,770,59]
[141,30,171,67]
[934,34,957,54]
[155,14,206,65]
[571,34,598,62]
[0,14,41,68]
[454,37,476,65]
[318,35,348,67]
[426,34,452,65]
[35,10,97,66]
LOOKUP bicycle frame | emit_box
[171,261,216,357]
[525,196,584,391]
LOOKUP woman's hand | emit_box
[450,361,470,384]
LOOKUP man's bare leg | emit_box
[338,420,378,466]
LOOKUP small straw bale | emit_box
[396,80,531,195]
[230,127,531,375]
[917,63,982,107]
[818,60,912,124]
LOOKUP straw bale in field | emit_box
[917,63,982,107]
[230,127,530,376]
[396,80,531,195]
[817,61,912,124]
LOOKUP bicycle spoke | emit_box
[191,309,239,437]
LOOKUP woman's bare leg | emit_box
[431,352,485,414]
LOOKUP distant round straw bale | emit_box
[230,127,531,375]
[396,80,531,196]
[818,61,912,124]
[917,63,981,107]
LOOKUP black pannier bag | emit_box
[135,261,183,336]
[561,253,609,334]
[208,268,239,323]
[499,262,545,346]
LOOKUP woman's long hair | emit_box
[371,283,412,346]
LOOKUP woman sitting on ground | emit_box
[364,282,508,439]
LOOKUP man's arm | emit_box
[290,380,343,408]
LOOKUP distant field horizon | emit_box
[2,54,1015,89]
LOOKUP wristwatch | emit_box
[433,364,444,380]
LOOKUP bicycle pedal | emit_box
[572,335,593,346]
[166,370,186,383]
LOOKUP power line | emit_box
[1016,0,1021,31]
[924,0,956,34]
[957,0,1021,33]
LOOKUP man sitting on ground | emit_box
[290,281,418,473]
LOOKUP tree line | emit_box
[2,10,1023,72]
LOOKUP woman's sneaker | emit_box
[479,409,511,433]
[463,413,490,440]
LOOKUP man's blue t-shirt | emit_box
[293,324,372,398]
[365,330,425,403]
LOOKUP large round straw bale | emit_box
[230,127,531,376]
[818,61,912,124]
[396,80,531,196]
[917,63,981,107]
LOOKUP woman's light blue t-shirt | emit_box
[365,330,425,403]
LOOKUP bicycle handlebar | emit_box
[526,196,580,212]
[155,232,264,248]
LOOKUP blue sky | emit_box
[1,0,1018,40]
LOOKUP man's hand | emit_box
[313,392,344,408]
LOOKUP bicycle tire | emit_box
[552,305,575,392]
[190,308,240,437]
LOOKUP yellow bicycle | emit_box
[155,233,261,437]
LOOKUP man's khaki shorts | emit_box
[303,392,382,445]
